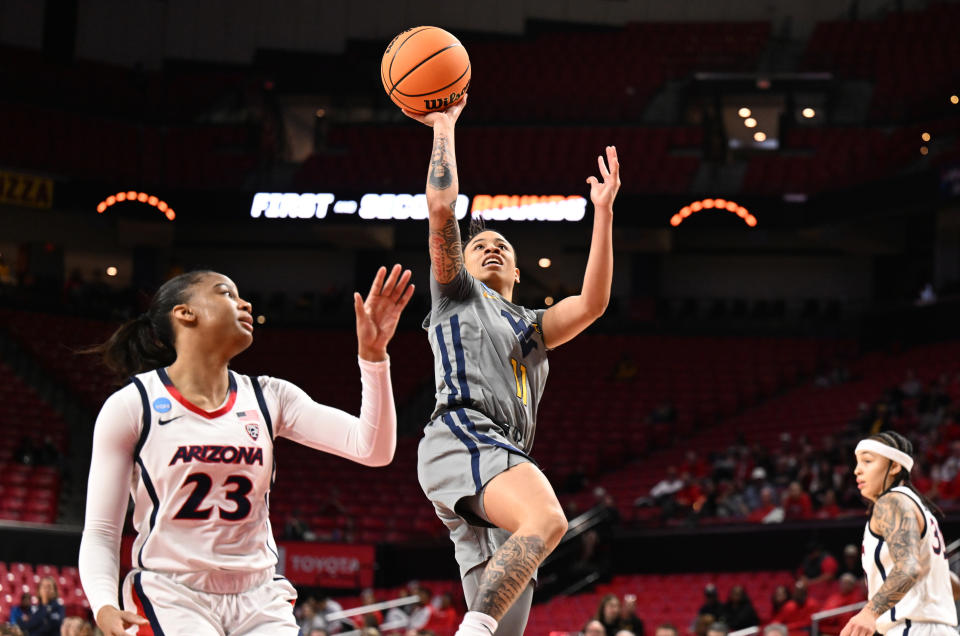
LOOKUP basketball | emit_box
[381,26,470,114]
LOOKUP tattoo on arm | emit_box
[429,215,463,284]
[472,534,547,620]
[429,134,453,190]
[867,494,928,616]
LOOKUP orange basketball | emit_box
[381,26,470,114]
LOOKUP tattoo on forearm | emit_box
[428,215,463,283]
[472,534,547,620]
[429,134,454,190]
[867,495,928,615]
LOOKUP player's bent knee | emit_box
[538,508,568,550]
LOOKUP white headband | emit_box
[855,439,914,473]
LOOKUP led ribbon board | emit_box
[97,191,175,220]
[670,198,756,227]
[250,192,586,222]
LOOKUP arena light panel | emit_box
[96,191,175,221]
[669,198,757,228]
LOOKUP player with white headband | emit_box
[841,431,959,636]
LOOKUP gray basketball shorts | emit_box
[417,406,536,579]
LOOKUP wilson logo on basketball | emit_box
[424,86,469,111]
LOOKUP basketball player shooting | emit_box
[404,94,621,636]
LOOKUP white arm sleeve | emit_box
[78,387,141,619]
[269,356,396,467]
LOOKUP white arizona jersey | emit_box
[862,486,958,633]
[80,358,396,618]
[127,368,278,576]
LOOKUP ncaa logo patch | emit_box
[152,397,172,413]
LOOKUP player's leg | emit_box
[457,462,566,634]
[462,563,534,636]
[122,570,223,636]
[228,576,300,636]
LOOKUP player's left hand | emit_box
[839,606,877,636]
[355,264,415,362]
[586,145,620,213]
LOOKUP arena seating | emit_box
[0,562,88,623]
[526,570,797,635]
[802,2,960,121]
[0,362,63,524]
[299,124,702,195]
[460,22,770,123]
[574,339,960,524]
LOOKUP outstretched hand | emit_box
[355,264,415,362]
[402,93,468,128]
[96,606,149,636]
[586,145,621,212]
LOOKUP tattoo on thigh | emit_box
[472,534,547,620]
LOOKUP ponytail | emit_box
[85,270,213,382]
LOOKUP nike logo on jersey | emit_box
[168,445,264,466]
[157,416,183,425]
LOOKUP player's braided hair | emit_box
[86,270,214,382]
[465,212,486,244]
[867,430,942,519]
[463,214,518,263]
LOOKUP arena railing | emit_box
[810,602,867,636]
[323,594,420,633]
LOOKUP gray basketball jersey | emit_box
[424,268,549,453]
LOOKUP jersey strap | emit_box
[129,376,161,569]
[249,376,274,440]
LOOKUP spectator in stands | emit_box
[353,589,384,630]
[8,594,31,626]
[743,467,769,511]
[762,623,787,636]
[782,481,813,520]
[722,585,759,630]
[615,632,635,636]
[17,577,62,636]
[692,614,716,636]
[654,624,678,636]
[584,620,607,636]
[769,586,790,622]
[836,544,864,579]
[0,626,24,636]
[423,593,457,634]
[817,573,866,635]
[747,487,783,523]
[706,621,729,636]
[384,589,416,630]
[698,584,724,621]
[618,594,644,636]
[798,542,838,586]
[297,600,327,635]
[408,588,436,631]
[771,580,820,630]
[814,490,841,519]
[59,617,83,636]
[649,467,684,506]
[715,481,749,519]
[594,594,622,636]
